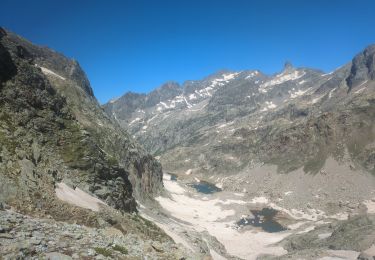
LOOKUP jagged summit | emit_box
[158,80,181,89]
[283,61,294,71]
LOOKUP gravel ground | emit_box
[0,208,188,259]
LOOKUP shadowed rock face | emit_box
[0,42,17,83]
[0,28,163,216]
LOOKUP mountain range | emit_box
[104,45,375,211]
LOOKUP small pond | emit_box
[237,208,286,233]
[169,173,178,181]
[188,181,222,194]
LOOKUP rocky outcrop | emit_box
[0,208,188,259]
[276,214,375,259]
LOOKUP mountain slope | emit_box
[1,28,164,205]
[0,28,198,259]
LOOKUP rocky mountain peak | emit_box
[145,81,182,107]
[155,81,181,97]
[346,44,375,90]
[104,91,146,120]
[1,28,95,98]
[159,81,181,90]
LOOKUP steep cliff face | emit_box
[0,28,163,219]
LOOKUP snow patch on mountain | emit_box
[35,64,66,80]
[108,97,119,104]
[129,117,142,125]
[55,183,106,212]
[259,70,306,93]
[328,88,336,99]
[189,93,197,100]
[183,96,193,108]
[312,95,325,104]
[218,121,234,129]
[160,102,169,109]
[290,87,312,99]
[321,71,333,77]
[245,71,259,79]
[261,101,277,111]
[223,72,240,81]
[211,72,240,87]
[355,80,368,90]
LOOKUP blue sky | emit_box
[2,0,375,103]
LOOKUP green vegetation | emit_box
[141,216,158,229]
[0,111,12,125]
[112,244,128,254]
[122,213,170,242]
[0,111,17,154]
[303,148,328,174]
[0,131,16,154]
[107,155,119,167]
[94,247,112,257]
[59,121,88,166]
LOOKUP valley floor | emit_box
[1,173,374,259]
[140,173,375,260]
